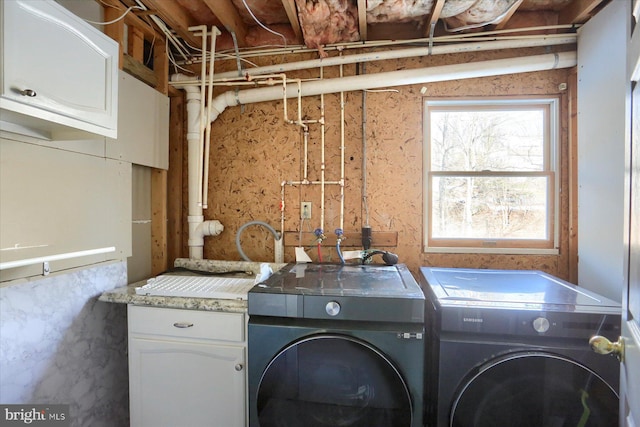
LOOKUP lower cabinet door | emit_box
[129,337,246,427]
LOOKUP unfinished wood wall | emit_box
[180,46,574,279]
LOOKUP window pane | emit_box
[431,176,549,240]
[430,110,545,172]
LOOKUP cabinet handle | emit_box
[173,322,194,328]
[20,89,37,97]
[235,364,243,371]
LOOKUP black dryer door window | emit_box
[450,353,619,427]
[257,334,412,427]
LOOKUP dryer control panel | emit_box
[439,308,621,340]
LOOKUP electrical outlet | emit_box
[301,202,312,219]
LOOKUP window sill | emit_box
[423,247,560,255]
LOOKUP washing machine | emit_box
[248,263,426,427]
[419,267,621,427]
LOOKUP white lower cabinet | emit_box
[128,305,246,427]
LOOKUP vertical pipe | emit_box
[303,129,309,182]
[197,26,207,208]
[362,63,370,227]
[184,86,205,259]
[202,27,220,210]
[282,77,288,123]
[339,60,345,230]
[280,181,286,238]
[320,67,326,231]
[297,79,303,127]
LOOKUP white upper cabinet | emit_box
[107,71,169,169]
[0,0,119,139]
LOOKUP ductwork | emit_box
[172,48,577,260]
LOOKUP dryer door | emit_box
[450,352,618,427]
[256,334,412,427]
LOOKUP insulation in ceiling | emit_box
[295,0,360,54]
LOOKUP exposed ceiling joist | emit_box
[559,0,605,24]
[201,0,248,47]
[281,0,303,43]
[427,0,445,37]
[430,0,445,26]
[140,0,202,48]
[357,0,367,41]
[114,0,610,56]
[427,0,445,30]
[495,0,525,30]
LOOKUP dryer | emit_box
[419,267,621,427]
[248,263,425,427]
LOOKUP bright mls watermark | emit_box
[0,405,69,426]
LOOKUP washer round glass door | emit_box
[256,334,412,427]
[450,353,619,427]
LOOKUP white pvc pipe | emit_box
[320,67,326,231]
[197,26,207,209]
[202,27,221,209]
[176,77,224,259]
[208,52,576,122]
[339,60,345,231]
[185,86,202,220]
[213,36,576,80]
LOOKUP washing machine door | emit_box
[450,352,618,427]
[256,334,412,427]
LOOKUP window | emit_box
[423,97,559,253]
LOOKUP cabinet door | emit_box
[129,338,246,427]
[0,138,131,279]
[0,0,118,138]
[106,71,169,169]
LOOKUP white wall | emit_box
[577,0,627,301]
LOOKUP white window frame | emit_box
[423,96,560,254]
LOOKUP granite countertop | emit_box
[99,258,287,313]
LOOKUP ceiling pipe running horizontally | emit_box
[212,35,576,80]
[193,51,577,123]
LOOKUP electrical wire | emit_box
[181,39,260,69]
[241,0,287,47]
[83,5,143,26]
[132,0,191,62]
[144,32,157,69]
[167,38,197,75]
[215,52,260,68]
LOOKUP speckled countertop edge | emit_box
[99,259,287,312]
